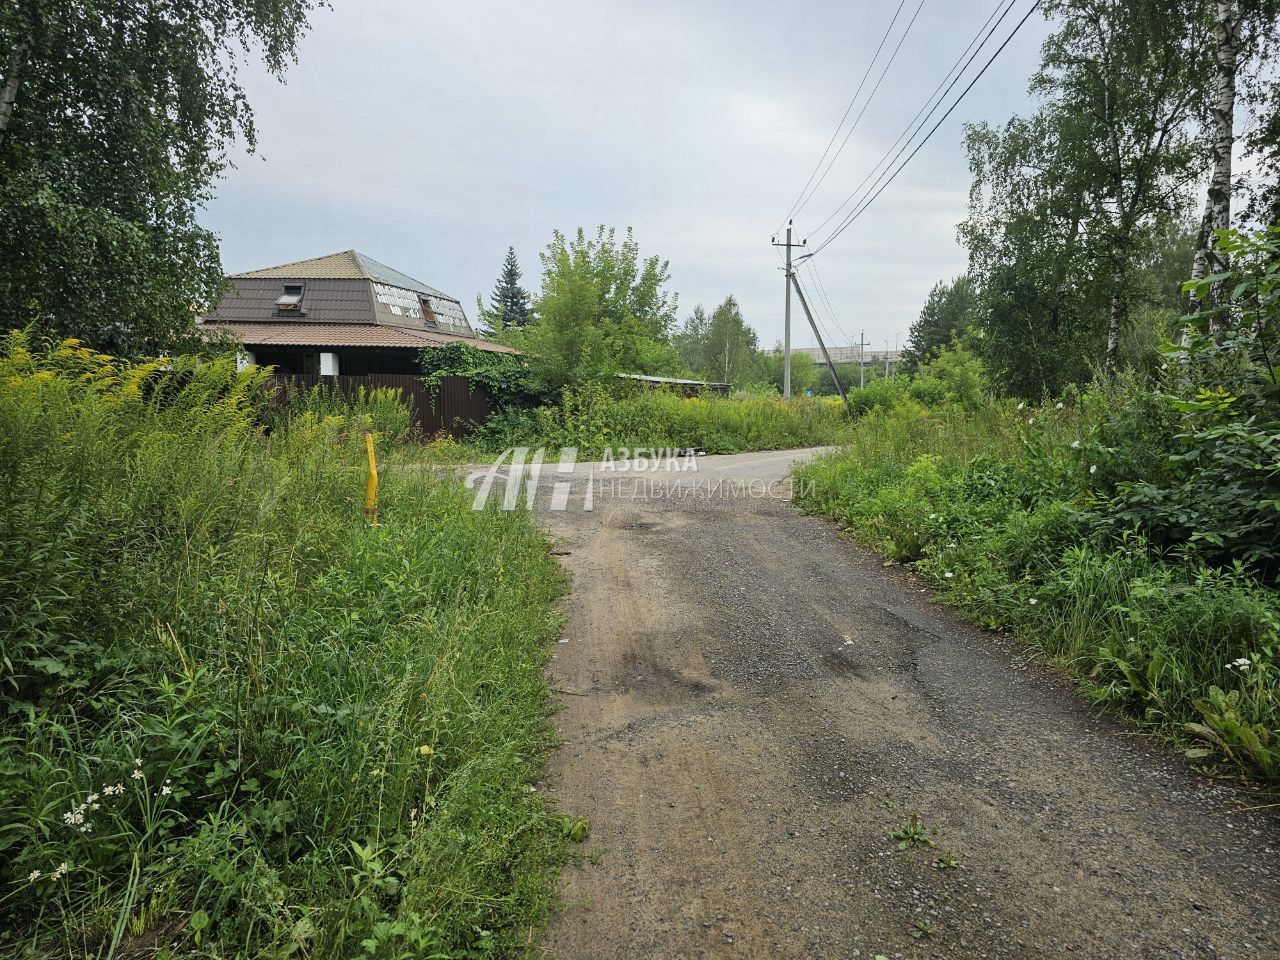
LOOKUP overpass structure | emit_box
[791,345,902,368]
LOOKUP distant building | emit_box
[791,345,902,368]
[198,250,515,375]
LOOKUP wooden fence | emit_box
[269,373,491,438]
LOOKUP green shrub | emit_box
[0,334,567,957]
[908,345,987,411]
[797,386,1280,780]
[476,381,850,457]
[268,380,413,442]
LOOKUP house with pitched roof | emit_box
[199,250,515,375]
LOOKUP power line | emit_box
[775,0,909,234]
[777,244,842,352]
[804,260,847,347]
[808,0,1042,258]
[788,0,928,227]
[805,0,1019,241]
[808,260,847,342]
[795,260,837,346]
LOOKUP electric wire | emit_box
[803,0,1018,241]
[775,0,910,234]
[807,0,1043,258]
[788,0,929,227]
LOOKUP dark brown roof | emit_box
[203,321,518,353]
[224,250,471,332]
[211,278,374,326]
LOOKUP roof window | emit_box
[276,283,304,312]
[419,296,439,326]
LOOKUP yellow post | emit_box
[364,432,379,525]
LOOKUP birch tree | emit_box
[0,1,322,354]
[1037,0,1210,374]
[1185,1,1280,331]
[1187,3,1243,324]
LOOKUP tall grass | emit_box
[797,396,1280,780]
[0,334,568,957]
[477,381,851,457]
[267,379,414,442]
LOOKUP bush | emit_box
[908,345,987,411]
[268,380,414,443]
[418,342,543,409]
[475,381,851,457]
[0,334,567,957]
[797,383,1280,780]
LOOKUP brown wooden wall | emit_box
[269,373,492,438]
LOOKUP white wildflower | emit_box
[1029,598,1039,606]
[134,758,142,767]
[1027,417,1036,425]
[85,793,99,804]
[1055,402,1064,410]
[51,862,68,880]
[27,870,40,882]
[1228,657,1252,671]
[160,785,172,796]
[944,572,955,579]
[131,769,143,780]
[1017,402,1026,410]
[1070,440,1081,449]
[78,823,92,833]
[1089,465,1098,474]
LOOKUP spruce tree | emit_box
[481,246,531,335]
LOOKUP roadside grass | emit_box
[796,395,1280,782]
[0,334,569,957]
[475,381,852,457]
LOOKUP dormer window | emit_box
[419,296,439,327]
[276,283,304,312]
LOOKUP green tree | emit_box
[675,296,760,386]
[0,1,323,356]
[674,304,710,373]
[758,346,818,396]
[960,0,1213,395]
[961,114,1107,396]
[901,275,976,373]
[514,227,681,392]
[1035,0,1210,373]
[477,246,532,336]
[1186,1,1280,322]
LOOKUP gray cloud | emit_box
[205,0,1052,350]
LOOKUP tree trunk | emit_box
[1105,245,1129,376]
[0,39,30,151]
[1187,1,1242,330]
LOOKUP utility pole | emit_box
[788,271,848,403]
[771,220,805,398]
[856,330,870,389]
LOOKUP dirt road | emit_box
[531,448,1279,959]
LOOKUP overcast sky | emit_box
[204,0,1053,352]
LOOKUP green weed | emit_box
[0,334,569,957]
[797,384,1280,782]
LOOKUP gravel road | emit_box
[525,448,1279,960]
